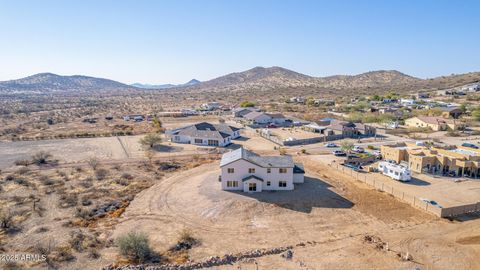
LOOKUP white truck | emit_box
[378,161,411,182]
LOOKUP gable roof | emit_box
[220,147,294,168]
[242,175,264,182]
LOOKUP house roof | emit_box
[266,113,285,119]
[415,116,452,124]
[174,122,238,139]
[440,107,461,112]
[293,163,305,174]
[243,111,270,120]
[242,175,263,182]
[220,147,295,168]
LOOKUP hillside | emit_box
[174,67,480,98]
[1,68,480,97]
[0,73,136,93]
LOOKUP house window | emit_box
[279,168,287,173]
[227,168,234,173]
[279,181,287,187]
[194,139,203,144]
[267,181,271,186]
[267,168,271,173]
[249,168,255,173]
[174,136,180,141]
[226,181,238,187]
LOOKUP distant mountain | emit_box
[168,66,480,98]
[130,79,200,89]
[0,73,135,93]
[178,66,423,92]
[1,68,480,97]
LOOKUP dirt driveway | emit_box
[103,161,480,269]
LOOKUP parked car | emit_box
[266,123,277,128]
[461,142,479,149]
[352,146,365,153]
[332,150,346,156]
[342,163,362,171]
[324,143,337,148]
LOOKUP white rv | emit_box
[378,161,411,182]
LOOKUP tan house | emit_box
[381,143,480,177]
[405,116,464,131]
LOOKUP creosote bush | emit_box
[116,231,151,263]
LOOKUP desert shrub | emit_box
[95,168,108,180]
[4,174,15,181]
[88,248,100,259]
[178,228,196,244]
[58,193,78,208]
[14,159,31,166]
[16,167,30,175]
[115,178,129,186]
[121,173,134,180]
[75,207,90,219]
[39,175,56,186]
[0,209,14,229]
[69,230,86,252]
[116,231,151,263]
[87,157,99,171]
[31,151,52,165]
[13,178,30,187]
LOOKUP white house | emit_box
[220,147,305,192]
[167,122,240,147]
[201,102,221,111]
[266,113,287,125]
[378,161,411,182]
[400,99,416,106]
[243,111,272,124]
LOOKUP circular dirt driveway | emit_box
[113,163,382,256]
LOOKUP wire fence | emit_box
[329,163,480,218]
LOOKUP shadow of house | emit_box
[153,144,184,153]
[403,177,431,186]
[227,176,353,213]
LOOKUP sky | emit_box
[0,0,479,84]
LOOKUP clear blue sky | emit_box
[1,0,479,84]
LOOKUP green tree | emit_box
[472,108,480,121]
[340,140,354,153]
[139,133,163,148]
[152,117,165,133]
[240,101,256,107]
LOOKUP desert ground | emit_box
[1,123,480,270]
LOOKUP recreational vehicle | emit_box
[378,161,411,182]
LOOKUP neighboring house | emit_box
[243,111,272,124]
[416,92,430,99]
[461,84,480,92]
[290,96,305,103]
[440,107,463,119]
[381,142,480,177]
[167,122,240,147]
[201,102,221,111]
[400,99,416,106]
[220,147,305,192]
[405,116,464,131]
[329,120,376,138]
[313,99,335,106]
[232,107,258,118]
[266,113,287,125]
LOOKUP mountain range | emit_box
[131,79,200,89]
[1,67,479,96]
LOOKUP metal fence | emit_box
[329,163,479,218]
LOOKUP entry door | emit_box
[249,183,257,191]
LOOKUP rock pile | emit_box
[103,246,294,270]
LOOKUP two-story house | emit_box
[220,147,305,192]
